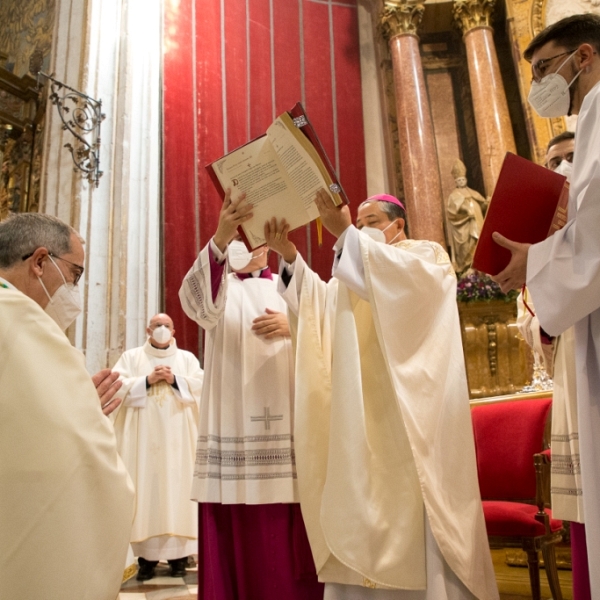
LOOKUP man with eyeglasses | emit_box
[0,212,135,600]
[491,14,600,599]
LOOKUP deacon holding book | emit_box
[491,14,600,599]
[516,131,590,599]
[178,190,323,600]
[265,192,498,600]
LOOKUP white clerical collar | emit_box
[0,276,16,290]
[144,338,178,357]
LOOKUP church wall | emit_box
[163,0,368,355]
[2,0,596,373]
[39,0,161,372]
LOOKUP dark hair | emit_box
[524,14,600,62]
[547,131,575,153]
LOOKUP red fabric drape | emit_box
[163,0,367,354]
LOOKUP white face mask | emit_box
[360,220,401,245]
[151,325,172,344]
[553,159,573,182]
[528,51,582,118]
[228,240,265,271]
[38,256,82,331]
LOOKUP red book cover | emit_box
[472,152,569,276]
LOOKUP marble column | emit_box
[454,0,516,195]
[380,1,445,246]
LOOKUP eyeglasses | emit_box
[22,251,85,285]
[531,50,576,83]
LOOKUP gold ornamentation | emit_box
[0,0,56,78]
[395,240,453,271]
[549,116,566,137]
[379,0,425,41]
[483,316,498,376]
[363,577,377,589]
[530,0,546,37]
[453,0,496,34]
[122,562,137,583]
[458,300,530,398]
[149,381,173,407]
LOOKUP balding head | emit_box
[147,313,175,348]
[149,313,174,329]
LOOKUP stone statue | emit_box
[446,159,489,275]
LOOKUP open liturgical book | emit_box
[207,103,348,249]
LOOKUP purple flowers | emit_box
[456,271,518,303]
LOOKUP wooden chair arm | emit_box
[534,452,552,534]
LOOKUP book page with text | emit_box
[212,135,318,248]
[268,115,330,212]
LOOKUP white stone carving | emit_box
[546,0,600,26]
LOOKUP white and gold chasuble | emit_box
[111,340,204,559]
[280,228,498,600]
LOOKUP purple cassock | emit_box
[571,522,591,600]
[198,503,323,600]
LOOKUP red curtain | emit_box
[163,0,367,354]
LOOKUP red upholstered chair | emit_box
[471,397,564,600]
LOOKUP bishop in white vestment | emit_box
[111,313,204,578]
[266,192,498,600]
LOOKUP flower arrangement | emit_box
[456,270,518,303]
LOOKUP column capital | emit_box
[379,0,425,41]
[453,0,496,35]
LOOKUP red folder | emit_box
[472,152,569,276]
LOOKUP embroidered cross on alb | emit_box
[250,407,283,430]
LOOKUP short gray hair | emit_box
[0,213,75,269]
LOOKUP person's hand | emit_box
[252,308,291,339]
[264,218,297,263]
[213,189,254,252]
[489,232,531,293]
[161,366,175,385]
[313,188,352,238]
[148,365,174,385]
[92,368,123,416]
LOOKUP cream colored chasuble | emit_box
[281,227,498,599]
[0,284,135,600]
[111,340,204,557]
